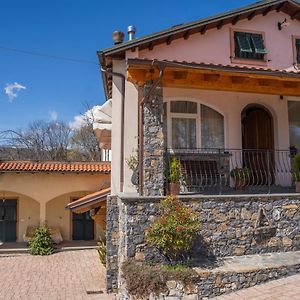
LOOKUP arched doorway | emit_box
[241,105,274,185]
[242,105,274,150]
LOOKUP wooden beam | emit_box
[127,68,300,97]
[131,47,136,52]
[183,30,190,40]
[200,26,207,35]
[166,36,172,45]
[148,42,154,51]
[276,2,285,12]
[248,11,256,20]
[263,6,272,16]
[291,9,300,19]
[232,16,240,25]
[217,21,224,30]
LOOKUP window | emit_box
[168,101,224,149]
[295,38,300,64]
[288,101,300,151]
[234,31,267,61]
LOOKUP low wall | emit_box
[106,194,300,292]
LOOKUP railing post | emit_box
[267,150,271,194]
[218,148,222,195]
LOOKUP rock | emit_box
[268,237,280,247]
[134,252,145,261]
[184,284,198,294]
[215,276,223,288]
[217,223,228,232]
[282,236,293,247]
[282,204,298,210]
[234,246,246,256]
[182,295,198,300]
[166,281,177,290]
[215,213,227,222]
[241,208,252,220]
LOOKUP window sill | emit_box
[231,57,268,66]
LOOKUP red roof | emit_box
[0,160,111,174]
[66,188,110,211]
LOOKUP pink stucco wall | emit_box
[138,11,300,70]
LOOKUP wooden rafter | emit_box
[127,66,300,97]
[232,16,240,25]
[263,6,272,16]
[183,30,190,40]
[276,2,285,12]
[248,11,256,20]
[291,9,300,19]
[217,20,224,30]
[200,26,207,35]
[166,36,172,45]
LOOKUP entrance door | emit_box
[72,212,94,240]
[0,200,17,242]
[242,106,274,184]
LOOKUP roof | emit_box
[0,160,111,174]
[99,0,300,58]
[98,0,300,99]
[127,58,300,76]
[65,188,110,211]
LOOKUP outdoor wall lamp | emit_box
[278,18,290,30]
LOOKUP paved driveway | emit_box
[0,250,115,300]
[212,274,300,300]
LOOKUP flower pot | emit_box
[169,182,180,195]
[235,179,246,190]
[296,181,300,193]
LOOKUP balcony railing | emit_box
[166,148,297,195]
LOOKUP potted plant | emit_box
[230,167,250,190]
[292,152,300,193]
[168,157,181,195]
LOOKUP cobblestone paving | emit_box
[0,250,115,300]
[212,274,300,300]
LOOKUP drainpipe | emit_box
[100,65,126,193]
[138,62,165,195]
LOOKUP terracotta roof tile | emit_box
[0,160,111,174]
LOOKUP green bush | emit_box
[145,196,200,263]
[168,157,181,183]
[122,259,198,298]
[292,152,300,181]
[29,225,54,256]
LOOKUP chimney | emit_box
[127,25,136,41]
[112,31,125,45]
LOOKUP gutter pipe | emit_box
[138,61,165,195]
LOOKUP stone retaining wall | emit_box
[106,194,300,292]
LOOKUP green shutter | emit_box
[235,32,252,53]
[296,39,300,46]
[251,34,267,54]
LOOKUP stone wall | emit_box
[106,194,300,292]
[142,83,165,196]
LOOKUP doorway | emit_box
[242,105,274,185]
[0,199,17,242]
[72,211,94,241]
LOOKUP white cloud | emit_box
[49,110,58,121]
[69,105,101,130]
[4,82,26,102]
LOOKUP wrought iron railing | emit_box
[166,148,297,195]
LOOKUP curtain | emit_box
[288,101,300,151]
[172,118,196,149]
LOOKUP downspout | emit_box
[138,62,165,195]
[100,64,126,193]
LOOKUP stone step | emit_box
[192,251,300,299]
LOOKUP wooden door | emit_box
[72,212,94,241]
[242,107,274,185]
[0,200,17,242]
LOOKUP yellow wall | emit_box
[0,172,110,242]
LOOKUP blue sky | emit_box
[0,0,254,131]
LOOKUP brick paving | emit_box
[0,250,115,300]
[212,274,300,300]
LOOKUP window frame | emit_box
[292,35,300,65]
[166,100,224,150]
[230,28,268,66]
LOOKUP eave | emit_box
[127,59,300,97]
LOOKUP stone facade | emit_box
[120,264,300,300]
[106,194,300,293]
[142,83,165,196]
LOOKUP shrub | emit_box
[29,225,54,256]
[98,234,106,266]
[145,196,200,264]
[122,259,198,298]
[292,152,300,181]
[168,157,181,183]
